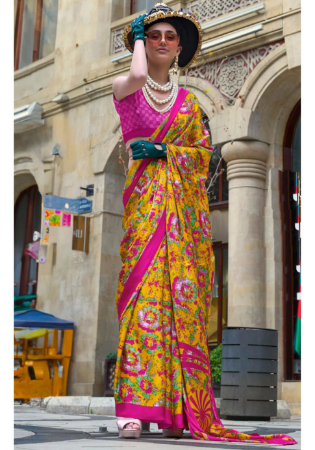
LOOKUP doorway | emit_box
[14,185,42,302]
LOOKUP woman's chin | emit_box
[150,55,172,65]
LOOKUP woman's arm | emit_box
[113,14,148,101]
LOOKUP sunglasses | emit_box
[145,30,180,46]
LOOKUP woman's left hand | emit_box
[130,140,167,160]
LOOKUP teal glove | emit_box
[131,140,167,160]
[131,13,146,43]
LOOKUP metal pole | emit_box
[146,0,156,13]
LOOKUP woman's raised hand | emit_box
[131,13,147,43]
[112,14,148,101]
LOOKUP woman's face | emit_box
[145,22,182,68]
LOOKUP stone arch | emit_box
[236,42,301,150]
[14,151,52,204]
[95,136,126,380]
[14,171,38,204]
[209,41,301,149]
[179,75,228,120]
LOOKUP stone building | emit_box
[14,0,301,411]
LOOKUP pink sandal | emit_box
[117,417,142,439]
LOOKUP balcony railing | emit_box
[186,0,260,23]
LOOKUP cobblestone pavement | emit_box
[14,405,301,449]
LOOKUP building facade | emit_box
[14,0,301,410]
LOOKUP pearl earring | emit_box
[172,56,179,75]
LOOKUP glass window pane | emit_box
[222,248,228,328]
[19,0,37,69]
[14,192,29,297]
[202,111,229,205]
[133,0,146,13]
[208,249,219,344]
[292,116,301,174]
[39,0,59,59]
[206,146,221,204]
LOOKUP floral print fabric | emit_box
[114,92,297,445]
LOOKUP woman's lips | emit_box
[157,48,168,53]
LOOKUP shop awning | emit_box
[14,309,74,330]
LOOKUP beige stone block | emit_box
[14,56,55,101]
[265,0,283,18]
[283,13,301,37]
[283,0,301,14]
[285,32,301,70]
[94,360,105,386]
[72,337,97,362]
[68,383,94,396]
[74,361,95,384]
[92,384,105,397]
[101,231,124,257]
[287,403,301,416]
[281,381,301,404]
[227,304,266,328]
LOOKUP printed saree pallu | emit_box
[114,89,297,445]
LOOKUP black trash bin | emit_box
[220,327,278,421]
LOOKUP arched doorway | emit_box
[14,184,42,307]
[280,99,301,381]
[202,111,229,349]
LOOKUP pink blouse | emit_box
[113,88,179,143]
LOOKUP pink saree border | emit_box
[122,87,189,208]
[116,402,188,429]
[178,342,209,366]
[117,207,167,321]
[182,362,209,375]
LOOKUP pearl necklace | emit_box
[142,83,178,114]
[147,74,173,92]
[144,83,176,104]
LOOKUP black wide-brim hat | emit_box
[123,3,203,70]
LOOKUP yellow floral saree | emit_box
[114,88,297,445]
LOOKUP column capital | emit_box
[222,140,269,182]
[221,140,269,163]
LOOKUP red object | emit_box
[24,241,40,260]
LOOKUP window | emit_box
[14,0,59,71]
[14,185,42,299]
[280,99,301,381]
[202,113,229,209]
[202,112,229,348]
[208,244,228,348]
[130,0,146,15]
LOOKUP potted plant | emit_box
[210,343,222,398]
[104,351,117,396]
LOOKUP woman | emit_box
[112,3,297,445]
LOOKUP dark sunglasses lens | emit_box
[149,32,161,40]
[165,32,176,41]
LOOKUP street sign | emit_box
[44,195,92,214]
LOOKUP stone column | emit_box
[221,140,269,328]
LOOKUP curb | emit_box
[37,397,291,419]
[44,396,115,415]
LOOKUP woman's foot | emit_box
[124,422,141,430]
[162,428,184,438]
[117,418,142,438]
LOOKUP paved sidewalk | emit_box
[14,405,301,449]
